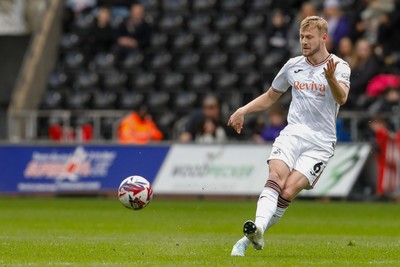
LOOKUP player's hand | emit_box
[323,58,339,81]
[227,108,245,134]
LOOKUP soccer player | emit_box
[228,16,351,256]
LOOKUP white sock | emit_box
[266,196,291,231]
[254,180,281,233]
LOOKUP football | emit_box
[118,175,153,210]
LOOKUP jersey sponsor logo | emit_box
[293,81,326,92]
[341,73,350,82]
[294,69,303,73]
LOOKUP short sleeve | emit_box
[335,60,351,88]
[271,60,291,93]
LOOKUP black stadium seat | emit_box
[158,72,185,92]
[219,0,245,13]
[118,91,145,110]
[148,32,168,52]
[48,70,69,90]
[196,32,221,51]
[222,32,248,51]
[65,90,92,110]
[102,71,128,90]
[60,33,81,51]
[231,53,257,71]
[187,14,212,33]
[213,14,238,33]
[75,71,99,90]
[64,51,86,71]
[91,90,118,109]
[203,52,228,71]
[171,32,195,51]
[162,0,189,14]
[174,52,200,72]
[192,0,217,13]
[240,14,265,33]
[187,72,213,92]
[131,72,156,91]
[41,90,65,110]
[91,52,116,72]
[248,0,274,13]
[147,52,172,71]
[120,51,145,72]
[214,72,239,90]
[158,14,184,32]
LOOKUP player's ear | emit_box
[322,33,328,42]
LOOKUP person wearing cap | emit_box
[179,94,227,143]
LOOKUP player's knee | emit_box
[280,187,296,201]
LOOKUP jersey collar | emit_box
[306,54,332,67]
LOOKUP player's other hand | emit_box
[323,58,339,81]
[228,108,245,134]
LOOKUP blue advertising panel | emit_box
[0,145,170,193]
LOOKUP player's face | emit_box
[299,27,326,57]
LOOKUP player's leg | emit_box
[231,160,290,256]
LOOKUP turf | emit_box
[0,198,399,267]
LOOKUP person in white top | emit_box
[229,16,351,257]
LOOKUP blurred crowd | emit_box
[33,0,400,143]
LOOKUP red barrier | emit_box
[376,129,400,195]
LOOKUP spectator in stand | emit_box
[113,2,151,60]
[368,86,400,115]
[87,5,114,55]
[347,38,380,109]
[179,95,227,143]
[253,106,287,143]
[287,1,317,57]
[265,10,290,56]
[118,105,163,144]
[376,0,400,65]
[194,117,227,144]
[337,37,354,65]
[322,0,351,52]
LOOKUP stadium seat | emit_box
[72,13,95,35]
[174,52,200,72]
[47,70,70,90]
[248,0,274,13]
[162,0,189,14]
[148,32,168,52]
[102,71,128,90]
[202,52,228,71]
[187,14,212,33]
[250,33,268,55]
[91,90,118,109]
[64,51,86,71]
[91,52,116,72]
[120,51,145,72]
[213,14,238,33]
[240,72,262,88]
[60,33,81,51]
[153,110,176,138]
[118,91,145,110]
[75,71,99,90]
[141,0,160,12]
[146,91,171,110]
[158,72,185,92]
[173,91,198,111]
[131,72,157,91]
[187,72,213,92]
[171,32,195,51]
[192,0,217,13]
[219,0,245,13]
[240,14,265,33]
[196,32,221,51]
[221,32,248,51]
[65,90,92,110]
[231,53,257,71]
[158,14,184,33]
[258,51,287,71]
[147,52,173,71]
[41,90,65,110]
[214,72,239,90]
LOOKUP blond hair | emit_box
[300,16,328,35]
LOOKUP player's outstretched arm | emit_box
[228,87,282,134]
[324,58,349,105]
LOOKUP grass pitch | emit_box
[0,197,399,266]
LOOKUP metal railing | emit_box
[7,109,400,143]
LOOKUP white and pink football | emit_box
[118,176,153,210]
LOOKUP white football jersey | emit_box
[271,54,351,151]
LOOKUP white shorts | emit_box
[267,133,334,189]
